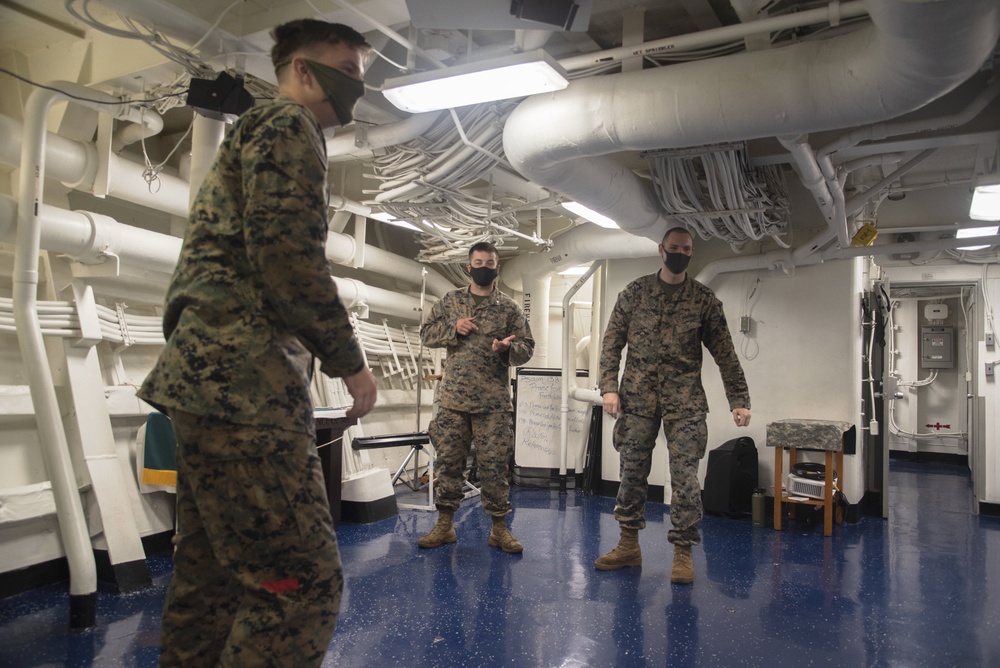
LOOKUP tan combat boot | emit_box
[671,544,694,584]
[488,516,523,553]
[417,510,457,548]
[594,527,642,570]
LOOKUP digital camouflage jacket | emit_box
[599,273,750,420]
[421,286,534,413]
[139,98,365,435]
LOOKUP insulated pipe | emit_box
[821,234,1000,262]
[0,197,182,271]
[557,1,869,72]
[504,0,1000,245]
[696,231,1000,284]
[778,135,842,244]
[502,225,658,366]
[844,148,937,216]
[324,196,455,297]
[14,81,122,631]
[332,276,424,320]
[816,77,1000,166]
[327,111,444,161]
[562,263,601,485]
[0,113,190,217]
[111,108,164,152]
[188,114,226,209]
[0,194,433,319]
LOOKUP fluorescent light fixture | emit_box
[969,183,1000,221]
[955,225,999,251]
[370,212,419,231]
[563,201,619,229]
[382,49,568,114]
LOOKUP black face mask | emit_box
[664,252,691,275]
[469,266,498,287]
[303,59,366,125]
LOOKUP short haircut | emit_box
[469,241,499,260]
[662,226,693,245]
[271,19,371,72]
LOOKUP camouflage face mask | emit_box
[303,59,366,125]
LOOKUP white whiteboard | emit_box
[514,369,592,470]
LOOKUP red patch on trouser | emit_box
[261,578,299,593]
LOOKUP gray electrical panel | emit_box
[921,326,954,369]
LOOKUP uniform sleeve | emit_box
[421,295,459,348]
[501,304,534,367]
[241,108,364,378]
[599,286,632,395]
[702,298,750,410]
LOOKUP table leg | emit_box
[823,450,833,536]
[773,446,783,530]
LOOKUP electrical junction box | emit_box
[921,326,954,369]
[924,303,948,320]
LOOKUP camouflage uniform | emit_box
[421,287,534,514]
[599,274,749,546]
[139,97,365,667]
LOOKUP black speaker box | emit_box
[702,436,758,516]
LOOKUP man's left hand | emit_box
[732,408,751,427]
[492,334,515,352]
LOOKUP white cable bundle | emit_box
[644,142,790,250]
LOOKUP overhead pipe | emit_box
[844,148,937,216]
[816,77,1000,168]
[557,1,869,72]
[561,262,604,490]
[0,194,434,318]
[327,111,444,161]
[12,80,145,631]
[695,230,1000,285]
[501,224,658,365]
[111,107,164,152]
[504,0,1000,246]
[807,79,1000,240]
[0,113,190,218]
[188,114,226,209]
[695,228,838,285]
[778,134,844,245]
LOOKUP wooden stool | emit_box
[767,419,850,537]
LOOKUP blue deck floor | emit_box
[2,458,999,667]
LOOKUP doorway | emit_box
[877,282,981,518]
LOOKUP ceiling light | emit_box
[370,212,419,231]
[969,183,1000,221]
[382,50,568,114]
[562,201,619,229]
[955,224,999,251]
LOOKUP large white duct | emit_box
[503,0,1000,245]
[501,224,658,365]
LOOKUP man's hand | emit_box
[603,392,620,419]
[343,367,377,419]
[456,317,478,336]
[492,334,515,352]
[733,408,751,427]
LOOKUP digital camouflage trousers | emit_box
[428,406,514,516]
[160,410,342,667]
[612,413,708,546]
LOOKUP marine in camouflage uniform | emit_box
[597,227,751,581]
[418,242,534,552]
[139,21,375,667]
